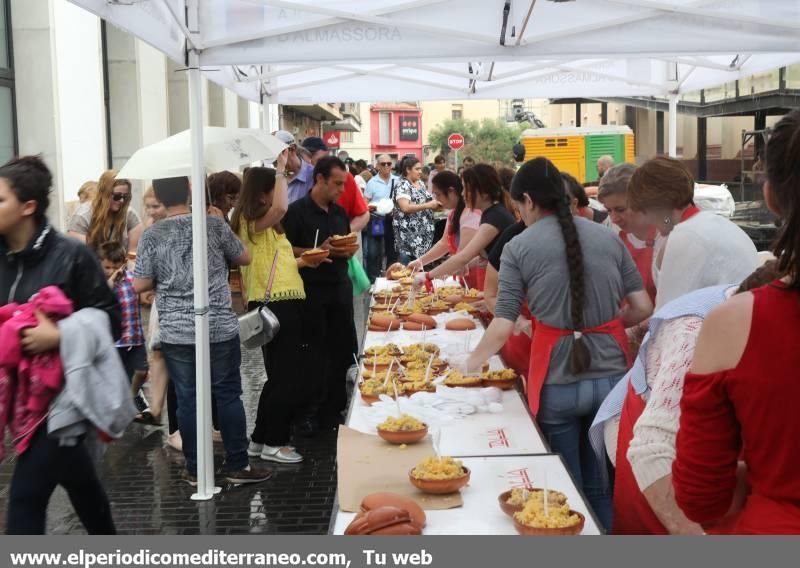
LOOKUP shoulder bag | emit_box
[238,250,281,349]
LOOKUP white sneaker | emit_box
[247,441,264,457]
[166,431,183,452]
[260,445,303,464]
[212,429,222,443]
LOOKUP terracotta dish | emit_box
[360,493,426,529]
[446,318,477,331]
[513,511,585,536]
[408,467,470,495]
[377,425,428,445]
[301,248,330,263]
[344,506,422,535]
[330,233,358,247]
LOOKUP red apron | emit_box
[445,211,486,290]
[620,228,657,304]
[526,318,631,415]
[612,382,669,534]
[500,302,533,379]
[613,381,739,534]
[465,267,486,291]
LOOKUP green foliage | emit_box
[427,118,526,166]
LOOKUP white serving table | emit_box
[329,278,601,535]
[332,454,603,536]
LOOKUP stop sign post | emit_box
[448,133,465,169]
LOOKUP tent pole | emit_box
[187,0,219,501]
[668,94,678,158]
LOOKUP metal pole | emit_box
[454,149,459,170]
[187,0,219,501]
[668,94,678,158]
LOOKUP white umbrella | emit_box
[118,127,286,179]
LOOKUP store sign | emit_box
[323,130,341,148]
[399,115,419,141]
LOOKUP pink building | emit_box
[369,103,422,163]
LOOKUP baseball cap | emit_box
[302,137,329,154]
[273,130,296,146]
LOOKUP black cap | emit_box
[302,137,329,154]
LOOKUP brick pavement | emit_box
[0,293,370,535]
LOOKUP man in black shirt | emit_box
[284,157,357,435]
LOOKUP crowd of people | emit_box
[0,109,798,534]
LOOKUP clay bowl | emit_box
[460,294,484,304]
[482,376,519,391]
[330,234,358,247]
[408,467,470,495]
[512,511,586,536]
[336,243,360,255]
[498,490,525,517]
[443,379,484,389]
[425,306,450,316]
[301,249,330,264]
[377,424,428,445]
[360,392,382,405]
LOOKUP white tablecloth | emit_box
[332,454,602,535]
[331,278,599,535]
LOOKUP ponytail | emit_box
[511,157,590,373]
[554,193,591,373]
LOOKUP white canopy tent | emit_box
[67,0,800,500]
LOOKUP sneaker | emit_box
[223,466,272,485]
[182,471,197,486]
[166,431,183,452]
[134,392,150,414]
[247,441,264,457]
[260,445,303,464]
[212,429,223,443]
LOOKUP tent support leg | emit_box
[186,0,219,502]
[668,94,678,158]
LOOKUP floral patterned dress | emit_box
[392,178,435,259]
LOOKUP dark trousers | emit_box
[161,337,249,475]
[384,213,398,266]
[249,300,310,446]
[304,287,356,426]
[6,427,116,535]
[166,381,219,435]
[364,231,385,282]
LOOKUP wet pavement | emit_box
[0,293,370,535]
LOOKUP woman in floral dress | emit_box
[392,156,440,264]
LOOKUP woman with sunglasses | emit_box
[68,170,142,255]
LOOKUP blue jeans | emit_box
[538,375,622,531]
[364,231,384,283]
[161,337,249,475]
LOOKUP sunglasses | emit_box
[379,162,392,166]
[112,192,131,203]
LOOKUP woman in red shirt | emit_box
[673,110,800,534]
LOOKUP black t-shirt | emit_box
[488,221,526,271]
[480,203,516,258]
[283,193,351,294]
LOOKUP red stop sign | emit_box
[448,133,465,151]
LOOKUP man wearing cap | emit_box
[274,130,315,205]
[302,137,370,235]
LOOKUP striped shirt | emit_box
[114,271,144,347]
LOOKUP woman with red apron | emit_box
[484,221,532,378]
[414,165,515,292]
[457,158,652,530]
[596,164,662,305]
[674,111,800,534]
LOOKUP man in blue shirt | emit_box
[274,130,315,204]
[363,154,398,281]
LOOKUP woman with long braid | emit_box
[457,158,653,529]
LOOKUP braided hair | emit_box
[510,158,591,373]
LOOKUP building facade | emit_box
[369,102,422,164]
[7,0,359,229]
